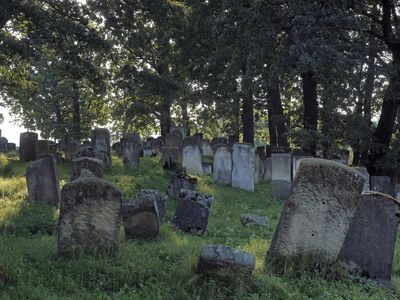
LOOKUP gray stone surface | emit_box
[58,175,122,254]
[172,190,213,235]
[71,157,104,181]
[91,128,111,158]
[339,193,400,287]
[213,146,232,185]
[63,138,80,162]
[292,156,312,179]
[240,214,269,226]
[183,144,204,175]
[267,158,365,261]
[136,189,168,223]
[371,176,392,196]
[0,137,8,153]
[26,155,60,206]
[35,140,49,160]
[72,147,111,167]
[167,168,197,199]
[6,143,16,152]
[231,143,255,192]
[395,184,400,200]
[122,195,160,238]
[203,163,213,175]
[262,157,272,181]
[198,245,256,276]
[170,126,187,138]
[123,139,140,169]
[271,153,292,201]
[161,147,179,170]
[165,133,180,148]
[202,140,213,157]
[354,167,370,192]
[19,132,38,161]
[255,154,261,184]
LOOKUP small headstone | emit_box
[183,138,203,175]
[136,189,168,223]
[161,147,179,170]
[58,175,122,254]
[19,132,38,161]
[63,138,80,162]
[123,139,140,169]
[202,140,213,157]
[70,157,104,181]
[255,154,261,184]
[170,126,187,138]
[213,146,232,185]
[167,168,197,199]
[172,189,213,235]
[35,140,50,160]
[262,157,272,181]
[198,245,256,276]
[370,176,392,196]
[267,158,365,261]
[338,193,400,287]
[91,128,111,161]
[231,143,255,192]
[165,133,180,148]
[240,214,269,226]
[72,147,110,167]
[0,137,8,153]
[26,155,60,206]
[271,152,292,201]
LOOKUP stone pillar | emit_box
[19,132,38,161]
[35,140,50,160]
[231,143,255,192]
[271,152,292,201]
[213,146,232,185]
[267,158,365,262]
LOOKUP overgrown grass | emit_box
[0,153,398,299]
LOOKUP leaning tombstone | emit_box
[212,143,228,153]
[267,158,365,262]
[271,151,292,201]
[26,155,60,206]
[161,147,179,170]
[370,176,392,196]
[338,192,400,288]
[172,190,213,235]
[123,139,141,169]
[70,157,104,181]
[35,140,50,160]
[58,172,122,254]
[182,137,204,175]
[19,132,38,161]
[167,168,197,199]
[231,143,255,192]
[213,146,232,185]
[354,167,370,192]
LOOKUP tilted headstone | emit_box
[122,195,160,239]
[371,176,392,196]
[202,140,213,157]
[161,147,179,170]
[213,146,232,185]
[271,152,292,201]
[26,155,60,206]
[267,158,365,262]
[91,128,111,160]
[19,132,38,161]
[354,167,370,192]
[123,139,140,169]
[58,173,122,254]
[339,193,400,287]
[70,157,104,181]
[198,245,256,276]
[182,137,203,175]
[35,140,49,160]
[231,143,255,192]
[0,137,8,153]
[136,189,168,223]
[172,190,213,235]
[167,168,197,199]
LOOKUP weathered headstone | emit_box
[211,137,228,148]
[354,167,370,192]
[70,157,104,181]
[63,138,80,162]
[371,176,392,196]
[123,139,140,169]
[26,155,60,206]
[72,147,110,167]
[165,133,180,149]
[271,152,292,201]
[161,147,179,170]
[338,193,400,287]
[267,158,365,261]
[202,140,213,157]
[112,141,122,156]
[262,157,272,181]
[172,190,213,235]
[167,168,197,199]
[231,143,255,192]
[58,173,122,254]
[198,245,256,276]
[183,137,203,175]
[213,146,232,185]
[255,153,261,184]
[212,143,228,153]
[19,132,38,161]
[170,126,187,138]
[0,137,8,153]
[6,143,16,153]
[91,128,111,160]
[240,214,269,226]
[136,189,168,223]
[35,140,50,160]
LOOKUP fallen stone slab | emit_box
[240,214,269,226]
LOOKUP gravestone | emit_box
[63,138,80,162]
[91,128,111,159]
[262,157,272,181]
[211,137,228,148]
[26,155,60,206]
[213,146,232,185]
[6,143,16,152]
[19,132,38,161]
[35,140,49,160]
[150,139,163,154]
[136,189,168,223]
[267,158,365,261]
[271,153,292,201]
[165,133,180,149]
[170,126,187,138]
[212,143,228,153]
[122,195,160,238]
[339,193,400,287]
[198,245,256,276]
[48,141,58,154]
[231,143,255,192]
[202,140,213,157]
[183,137,203,175]
[70,157,104,181]
[371,176,392,196]
[73,147,110,167]
[354,167,370,192]
[172,190,213,235]
[167,168,197,199]
[122,132,141,144]
[161,147,179,170]
[58,173,122,254]
[0,137,8,153]
[123,139,140,169]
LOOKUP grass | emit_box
[0,152,398,299]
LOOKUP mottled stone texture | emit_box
[165,133,180,148]
[213,146,232,185]
[267,158,365,261]
[172,190,213,235]
[183,144,204,175]
[71,157,104,181]
[20,132,38,161]
[26,156,60,206]
[198,245,256,276]
[73,147,111,167]
[339,193,400,287]
[161,147,179,170]
[231,143,255,192]
[202,140,213,157]
[122,196,160,238]
[58,175,122,254]
[63,138,81,162]
[354,167,370,192]
[371,176,392,196]
[136,189,168,223]
[35,140,49,160]
[91,128,111,159]
[167,168,197,199]
[123,139,141,169]
[271,153,292,201]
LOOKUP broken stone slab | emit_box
[26,155,60,206]
[20,132,38,161]
[338,192,400,288]
[172,190,213,235]
[370,176,392,196]
[58,175,122,254]
[122,195,160,239]
[136,189,168,223]
[198,245,256,276]
[240,214,269,226]
[231,143,255,192]
[267,158,365,262]
[213,146,232,185]
[70,157,104,181]
[167,168,197,199]
[161,147,179,170]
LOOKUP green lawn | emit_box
[0,153,398,299]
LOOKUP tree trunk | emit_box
[181,101,190,136]
[301,71,318,156]
[267,105,277,146]
[160,102,171,137]
[241,65,254,144]
[71,84,81,140]
[268,77,288,147]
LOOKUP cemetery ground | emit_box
[0,153,398,299]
